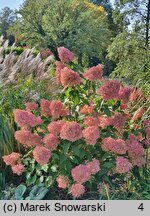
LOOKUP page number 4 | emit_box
[138,203,144,211]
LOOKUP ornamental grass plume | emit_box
[60,121,82,142]
[116,156,132,174]
[43,133,59,151]
[40,99,51,117]
[50,100,68,120]
[83,64,103,81]
[57,47,74,63]
[83,116,99,127]
[14,109,42,129]
[82,126,100,145]
[47,120,65,136]
[25,102,38,111]
[15,130,42,147]
[55,61,65,84]
[70,183,85,198]
[3,152,21,166]
[0,40,56,84]
[71,164,91,183]
[11,163,25,176]
[132,107,145,121]
[33,146,51,165]
[56,176,69,189]
[97,80,121,101]
[129,88,145,101]
[60,67,81,88]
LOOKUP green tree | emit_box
[43,0,111,64]
[107,0,150,93]
[17,0,111,66]
[18,0,48,45]
[90,0,114,26]
[8,17,27,45]
[0,7,16,38]
[113,0,150,47]
[90,0,118,72]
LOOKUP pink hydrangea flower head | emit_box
[113,139,128,154]
[41,50,52,59]
[71,164,91,183]
[15,130,41,147]
[60,67,81,88]
[60,121,82,142]
[50,100,68,120]
[82,126,100,145]
[143,120,150,128]
[83,64,103,81]
[43,133,59,151]
[137,132,144,142]
[83,116,99,127]
[89,100,95,106]
[101,137,114,152]
[11,163,25,176]
[14,109,30,129]
[118,86,132,104]
[98,116,112,128]
[127,134,144,158]
[111,113,126,129]
[116,156,132,174]
[128,134,139,141]
[146,127,150,140]
[55,61,65,84]
[102,138,127,154]
[40,99,51,117]
[80,105,95,115]
[70,183,85,198]
[97,80,121,101]
[57,46,74,63]
[56,176,69,189]
[120,104,127,110]
[3,152,21,166]
[132,107,145,121]
[131,157,146,167]
[30,116,42,127]
[47,120,65,136]
[86,158,100,175]
[33,146,51,165]
[25,102,38,111]
[14,109,42,129]
[144,139,150,147]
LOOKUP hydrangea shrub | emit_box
[3,47,150,199]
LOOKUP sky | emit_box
[0,0,115,10]
[0,0,24,10]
